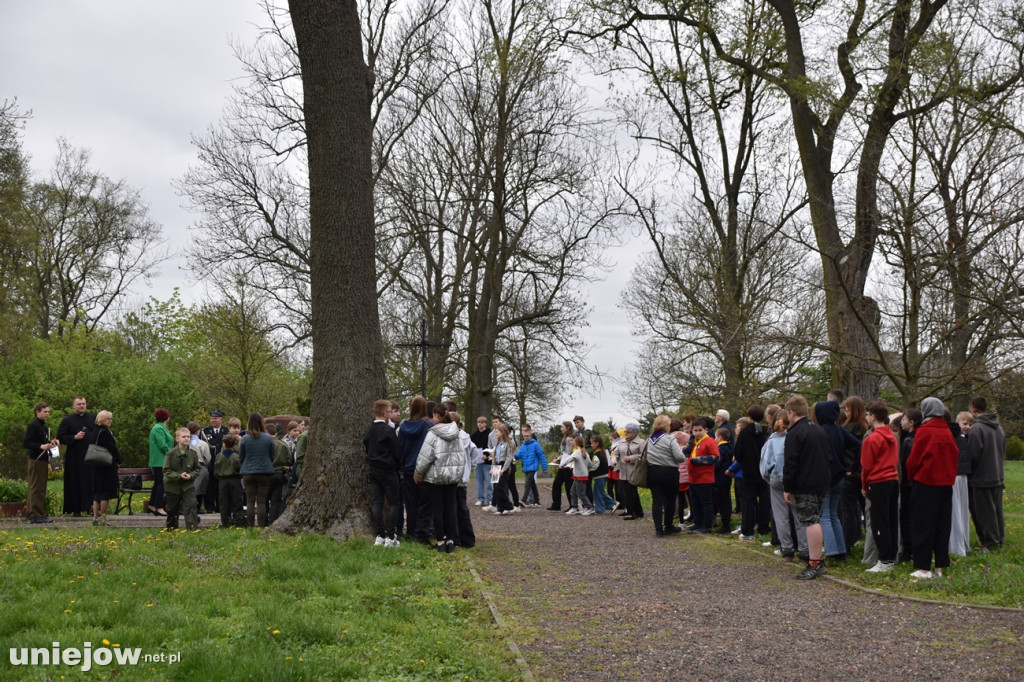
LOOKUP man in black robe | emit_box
[57,396,95,515]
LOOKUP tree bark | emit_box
[273,0,385,539]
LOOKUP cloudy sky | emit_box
[1,0,646,428]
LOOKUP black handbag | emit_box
[85,430,114,467]
[122,473,143,490]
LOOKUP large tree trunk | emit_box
[273,0,385,539]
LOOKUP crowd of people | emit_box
[21,399,307,529]
[21,389,1007,583]
[365,390,1007,582]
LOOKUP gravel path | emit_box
[469,482,1024,680]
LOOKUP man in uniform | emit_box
[57,396,95,516]
[201,410,229,513]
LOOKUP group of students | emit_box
[148,412,306,530]
[364,390,1007,582]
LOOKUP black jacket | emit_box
[734,422,769,480]
[363,421,402,471]
[23,417,51,461]
[783,416,831,495]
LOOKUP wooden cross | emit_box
[396,318,450,398]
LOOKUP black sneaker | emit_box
[796,563,827,580]
[29,516,53,524]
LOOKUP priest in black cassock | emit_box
[57,396,96,515]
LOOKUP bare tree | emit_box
[180,0,450,346]
[22,139,165,339]
[588,0,820,414]
[873,70,1024,408]
[582,0,1024,397]
[272,0,384,539]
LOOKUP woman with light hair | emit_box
[647,414,685,536]
[90,410,121,526]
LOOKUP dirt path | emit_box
[469,481,1024,680]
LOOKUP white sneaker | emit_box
[910,569,934,579]
[773,549,782,556]
[510,506,520,513]
[566,508,580,515]
[481,505,496,513]
[865,561,894,573]
[610,501,621,513]
[374,535,386,546]
[581,509,595,516]
[762,541,773,547]
[474,500,483,506]
[731,527,742,535]
[384,537,400,548]
[682,509,690,520]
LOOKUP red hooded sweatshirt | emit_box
[860,424,898,489]
[906,418,959,487]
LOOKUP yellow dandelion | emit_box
[102,639,110,646]
[70,600,76,604]
[64,609,71,614]
[286,657,293,661]
[112,644,120,648]
[298,658,303,662]
[113,600,119,604]
[146,603,154,608]
[272,630,280,635]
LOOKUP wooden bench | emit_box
[114,468,155,515]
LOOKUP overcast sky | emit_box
[0,0,647,429]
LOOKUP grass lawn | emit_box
[0,527,516,680]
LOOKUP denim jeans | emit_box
[475,463,493,504]
[822,479,846,557]
[592,477,615,513]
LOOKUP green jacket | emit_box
[163,446,201,493]
[294,431,307,482]
[214,449,241,479]
[272,438,291,476]
[149,422,174,468]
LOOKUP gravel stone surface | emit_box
[470,483,1024,681]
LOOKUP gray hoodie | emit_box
[415,422,466,485]
[967,413,1005,488]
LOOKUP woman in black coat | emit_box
[90,410,121,525]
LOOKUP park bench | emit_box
[114,468,154,515]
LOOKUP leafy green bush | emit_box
[0,477,28,502]
[1006,436,1024,461]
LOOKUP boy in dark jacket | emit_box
[783,396,831,580]
[714,427,735,534]
[734,405,771,537]
[364,400,403,547]
[215,434,246,527]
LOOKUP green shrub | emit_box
[1006,436,1024,461]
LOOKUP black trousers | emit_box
[455,485,475,547]
[218,477,246,527]
[840,473,865,546]
[714,482,732,532]
[689,483,714,531]
[204,460,219,512]
[267,472,285,525]
[550,468,573,509]
[493,468,514,512]
[508,463,520,505]
[369,467,401,538]
[649,465,678,533]
[867,479,899,563]
[149,466,165,510]
[739,476,771,535]
[425,482,458,543]
[401,474,434,542]
[624,481,644,518]
[898,484,913,557]
[910,482,952,571]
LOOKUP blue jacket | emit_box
[515,438,548,473]
[398,419,432,474]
